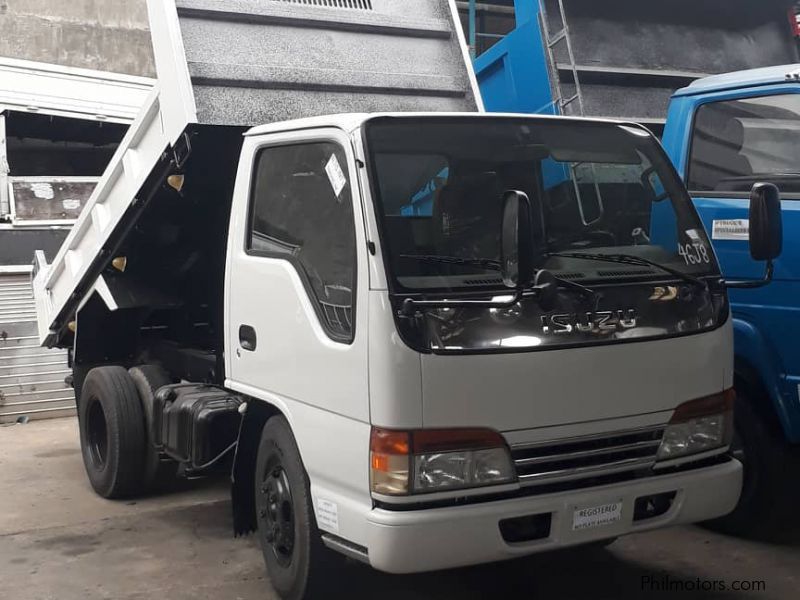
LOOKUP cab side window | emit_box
[688,94,800,195]
[248,142,356,342]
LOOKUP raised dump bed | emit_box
[34,0,480,348]
[476,0,798,133]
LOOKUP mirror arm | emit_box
[723,260,774,290]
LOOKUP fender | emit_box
[733,316,800,442]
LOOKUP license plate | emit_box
[572,501,623,531]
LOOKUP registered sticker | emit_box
[325,154,347,199]
[572,501,623,531]
[712,219,749,241]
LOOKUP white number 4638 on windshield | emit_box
[678,242,710,265]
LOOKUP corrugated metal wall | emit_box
[0,273,74,423]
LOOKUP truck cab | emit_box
[662,64,800,537]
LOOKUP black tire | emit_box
[128,365,178,490]
[705,388,800,541]
[255,416,341,600]
[78,366,147,498]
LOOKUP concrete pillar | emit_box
[0,0,155,77]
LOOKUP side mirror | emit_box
[501,190,534,289]
[749,182,782,262]
[726,183,783,289]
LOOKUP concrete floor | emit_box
[1,419,798,600]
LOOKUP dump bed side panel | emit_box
[33,89,172,346]
[156,0,480,134]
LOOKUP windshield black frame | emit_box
[361,116,728,355]
[363,115,721,296]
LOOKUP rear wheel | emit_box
[705,388,800,540]
[255,416,341,600]
[78,366,147,498]
[129,365,178,490]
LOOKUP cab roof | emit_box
[675,64,800,97]
[244,112,641,138]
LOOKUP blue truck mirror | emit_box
[749,182,783,262]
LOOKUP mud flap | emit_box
[231,400,272,536]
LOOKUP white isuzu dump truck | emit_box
[32,1,782,598]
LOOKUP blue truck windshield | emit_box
[365,116,719,294]
[689,93,800,195]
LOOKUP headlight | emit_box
[370,428,516,495]
[414,447,514,491]
[656,389,735,461]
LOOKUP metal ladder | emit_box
[537,0,585,117]
[538,0,604,226]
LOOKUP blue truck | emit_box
[661,66,800,536]
[473,0,800,537]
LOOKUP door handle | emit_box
[239,324,257,351]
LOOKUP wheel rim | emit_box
[86,398,108,469]
[258,463,295,568]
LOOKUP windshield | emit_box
[365,117,719,294]
[688,93,800,194]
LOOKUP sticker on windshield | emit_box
[325,154,347,200]
[712,219,749,241]
[685,229,704,243]
[679,229,710,265]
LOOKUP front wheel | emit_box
[255,416,341,600]
[705,388,800,540]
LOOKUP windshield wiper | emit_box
[547,251,708,290]
[400,254,595,297]
[397,254,597,315]
[400,254,502,270]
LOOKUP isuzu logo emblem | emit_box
[540,310,638,335]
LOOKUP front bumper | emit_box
[365,458,741,573]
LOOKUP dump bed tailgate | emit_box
[33,0,480,347]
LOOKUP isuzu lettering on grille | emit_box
[540,310,638,335]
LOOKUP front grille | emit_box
[464,277,503,286]
[511,425,664,489]
[596,268,655,277]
